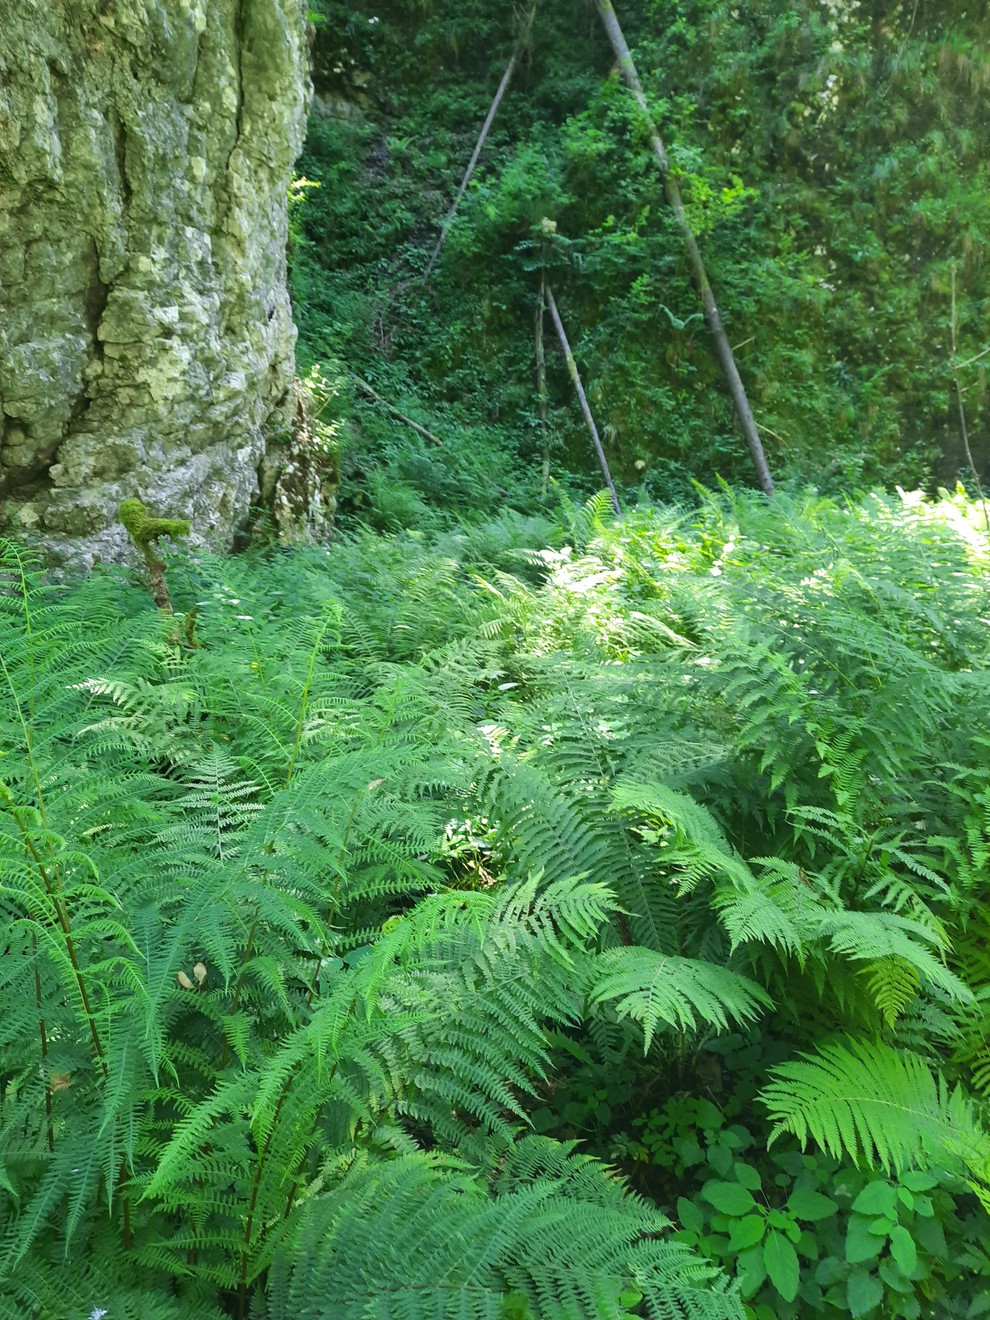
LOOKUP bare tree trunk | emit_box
[950,265,990,531]
[592,0,775,495]
[545,284,621,515]
[536,272,550,493]
[424,47,521,276]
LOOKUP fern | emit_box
[761,1036,990,1194]
[2,485,989,1315]
[591,949,771,1049]
[266,1144,743,1320]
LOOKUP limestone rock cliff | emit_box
[0,0,313,564]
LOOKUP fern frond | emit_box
[761,1036,990,1189]
[611,782,753,894]
[864,956,922,1027]
[712,857,822,957]
[817,910,973,1004]
[591,949,771,1049]
[266,1146,743,1320]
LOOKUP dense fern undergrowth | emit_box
[2,487,990,1319]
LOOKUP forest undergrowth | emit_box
[2,485,990,1319]
[4,3,990,1317]
[296,0,990,516]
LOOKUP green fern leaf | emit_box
[592,949,771,1049]
[761,1036,990,1189]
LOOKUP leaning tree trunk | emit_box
[0,0,313,565]
[544,284,621,515]
[424,44,520,277]
[593,0,775,496]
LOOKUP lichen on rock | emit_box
[0,0,313,565]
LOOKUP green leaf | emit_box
[901,1170,939,1192]
[867,1216,894,1235]
[530,1107,555,1133]
[852,1180,897,1217]
[709,1144,733,1176]
[787,1187,837,1221]
[914,1215,946,1257]
[734,1162,763,1190]
[879,1259,914,1293]
[702,1180,757,1216]
[796,1229,819,1260]
[729,1214,767,1251]
[677,1196,705,1234]
[847,1266,883,1317]
[696,1098,724,1129]
[677,1136,704,1166]
[737,1244,767,1299]
[888,1224,918,1276]
[814,1256,846,1286]
[846,1216,886,1265]
[763,1230,800,1303]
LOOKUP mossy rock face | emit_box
[0,0,311,566]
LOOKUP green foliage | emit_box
[592,949,770,1048]
[0,525,750,1319]
[762,1038,990,1196]
[267,1141,737,1320]
[294,0,990,509]
[663,1089,990,1319]
[3,485,990,1314]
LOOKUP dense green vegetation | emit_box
[3,488,990,1317]
[5,2,990,1317]
[295,0,990,516]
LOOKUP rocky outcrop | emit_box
[0,0,314,564]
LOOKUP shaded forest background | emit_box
[293,0,990,524]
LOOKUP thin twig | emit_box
[954,343,990,371]
[424,7,536,277]
[592,0,774,495]
[351,376,443,446]
[3,798,108,1080]
[535,271,550,493]
[756,421,788,446]
[33,937,54,1152]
